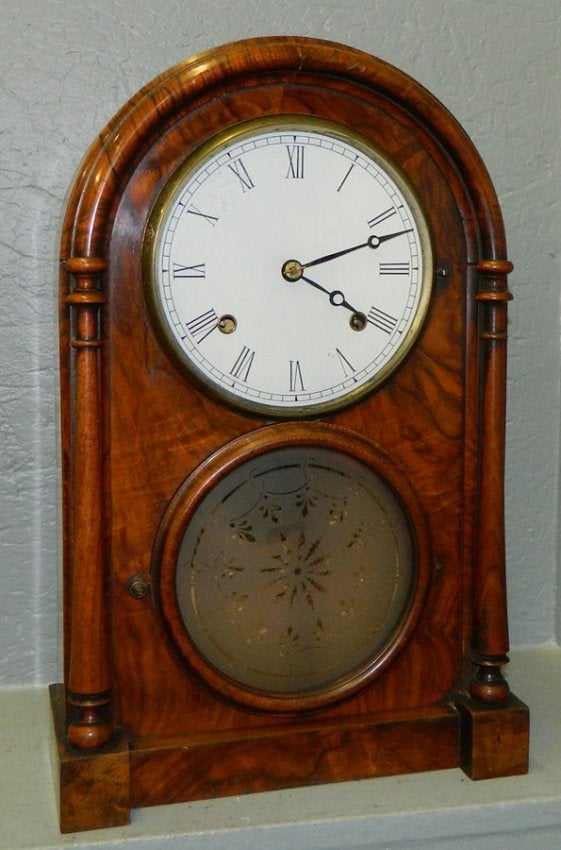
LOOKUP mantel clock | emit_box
[51,36,529,832]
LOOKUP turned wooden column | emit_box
[470,258,514,703]
[63,256,113,748]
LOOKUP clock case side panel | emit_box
[55,37,527,832]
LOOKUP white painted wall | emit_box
[1,0,560,689]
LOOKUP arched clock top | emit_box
[61,36,507,265]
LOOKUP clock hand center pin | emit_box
[281,260,366,330]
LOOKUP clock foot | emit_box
[456,691,529,780]
[49,684,131,833]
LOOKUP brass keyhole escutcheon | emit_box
[127,574,150,599]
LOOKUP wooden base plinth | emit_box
[129,705,460,808]
[49,685,529,833]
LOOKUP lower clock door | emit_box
[158,434,429,710]
[115,423,464,808]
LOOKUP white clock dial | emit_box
[144,118,432,416]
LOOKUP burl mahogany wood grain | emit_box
[55,37,528,831]
[129,706,460,807]
[105,54,467,740]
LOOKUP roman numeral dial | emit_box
[286,144,305,179]
[367,306,398,334]
[173,262,206,279]
[228,157,255,192]
[289,360,305,393]
[185,308,218,343]
[146,118,432,416]
[230,346,255,382]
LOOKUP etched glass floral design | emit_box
[176,446,414,695]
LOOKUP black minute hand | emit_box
[301,229,413,270]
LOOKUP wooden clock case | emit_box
[51,36,529,832]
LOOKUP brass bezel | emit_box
[142,115,433,418]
